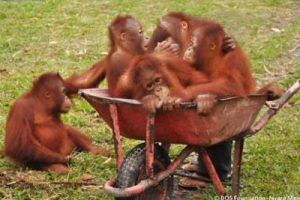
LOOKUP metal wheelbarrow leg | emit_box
[199,148,226,196]
[109,104,123,172]
[232,138,245,197]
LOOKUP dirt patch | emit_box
[0,69,9,75]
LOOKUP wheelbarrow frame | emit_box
[79,80,300,198]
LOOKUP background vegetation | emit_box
[0,0,299,199]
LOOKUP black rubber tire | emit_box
[115,143,173,200]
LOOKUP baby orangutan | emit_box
[5,73,110,174]
[114,53,209,113]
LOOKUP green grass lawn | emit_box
[0,0,299,199]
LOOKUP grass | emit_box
[0,0,299,199]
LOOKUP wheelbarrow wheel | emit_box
[115,143,173,200]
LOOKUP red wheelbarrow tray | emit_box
[79,88,267,146]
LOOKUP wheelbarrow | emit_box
[79,80,300,199]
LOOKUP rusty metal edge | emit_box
[243,79,300,137]
[79,88,268,109]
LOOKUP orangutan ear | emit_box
[210,43,216,50]
[120,32,127,41]
[44,90,52,99]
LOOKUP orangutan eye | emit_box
[146,82,154,91]
[154,77,162,84]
